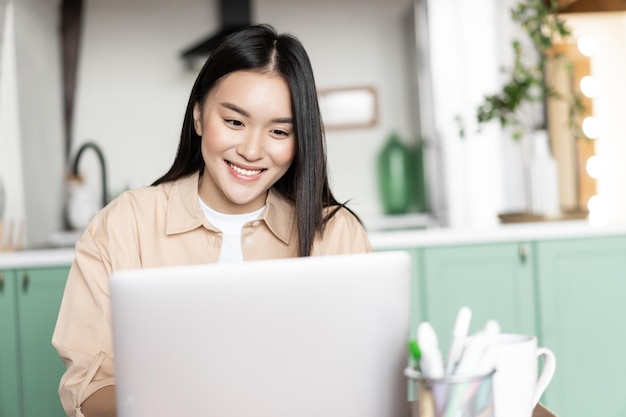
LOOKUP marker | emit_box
[454,330,488,376]
[476,320,500,374]
[408,339,422,363]
[446,306,472,375]
[417,322,444,379]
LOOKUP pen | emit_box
[446,306,472,375]
[417,322,444,379]
[475,320,500,375]
[417,322,446,417]
[453,330,487,377]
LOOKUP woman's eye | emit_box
[225,119,244,127]
[271,129,289,137]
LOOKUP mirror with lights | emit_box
[546,35,597,218]
[545,10,626,227]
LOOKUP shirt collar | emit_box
[262,188,295,245]
[165,172,294,244]
[165,172,205,234]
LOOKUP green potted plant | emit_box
[456,0,588,218]
[457,0,584,141]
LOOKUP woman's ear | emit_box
[192,103,203,136]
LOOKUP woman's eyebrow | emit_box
[271,117,293,124]
[221,102,293,124]
[221,102,250,117]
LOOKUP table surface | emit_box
[407,401,557,417]
[533,403,558,417]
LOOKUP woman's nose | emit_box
[236,131,265,161]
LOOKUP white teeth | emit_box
[229,162,262,176]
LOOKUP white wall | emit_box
[258,0,414,219]
[73,0,413,222]
[427,0,510,229]
[72,0,530,230]
[4,0,65,246]
[0,2,27,237]
[2,0,417,245]
[72,0,212,197]
[5,0,626,245]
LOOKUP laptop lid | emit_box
[110,251,411,417]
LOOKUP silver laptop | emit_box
[110,251,411,417]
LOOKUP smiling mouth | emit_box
[227,161,265,177]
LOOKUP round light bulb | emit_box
[587,195,607,227]
[586,155,603,179]
[578,35,598,57]
[587,195,600,212]
[582,116,601,139]
[580,76,598,98]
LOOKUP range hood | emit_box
[180,0,251,62]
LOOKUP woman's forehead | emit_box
[206,70,293,117]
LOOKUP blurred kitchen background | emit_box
[1,0,625,247]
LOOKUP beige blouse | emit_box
[52,173,372,417]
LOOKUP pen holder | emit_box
[405,367,495,417]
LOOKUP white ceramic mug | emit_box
[493,333,556,417]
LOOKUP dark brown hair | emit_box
[153,24,357,256]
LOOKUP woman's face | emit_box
[193,70,296,214]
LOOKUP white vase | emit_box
[65,176,100,230]
[526,130,560,216]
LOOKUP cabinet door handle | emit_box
[0,272,4,293]
[519,244,528,264]
[22,272,30,293]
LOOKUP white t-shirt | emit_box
[199,198,265,263]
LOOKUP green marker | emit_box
[408,339,421,362]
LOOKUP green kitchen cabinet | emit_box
[0,266,69,417]
[418,242,537,352]
[535,235,626,417]
[0,269,22,417]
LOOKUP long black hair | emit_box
[153,24,355,257]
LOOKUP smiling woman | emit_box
[52,24,372,417]
[192,71,296,214]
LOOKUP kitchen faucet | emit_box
[71,141,109,208]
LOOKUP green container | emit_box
[377,133,414,215]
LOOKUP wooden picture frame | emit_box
[318,86,378,130]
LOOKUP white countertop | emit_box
[368,220,626,250]
[0,247,75,269]
[3,220,626,268]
